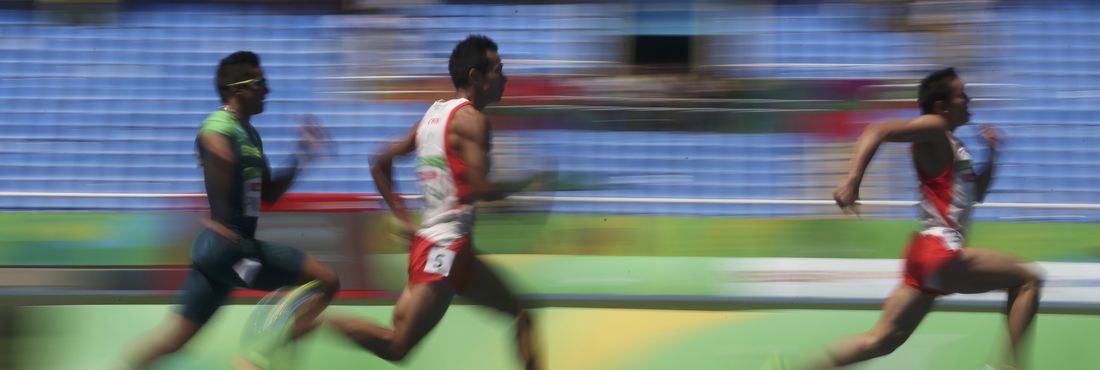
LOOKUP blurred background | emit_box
[2,0,1100,369]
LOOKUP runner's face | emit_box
[945,78,971,126]
[236,68,268,116]
[479,51,506,103]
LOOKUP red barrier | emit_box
[261,193,384,213]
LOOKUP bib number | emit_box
[244,178,262,217]
[233,257,263,285]
[423,247,456,276]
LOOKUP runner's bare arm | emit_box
[975,124,1001,202]
[198,133,243,242]
[372,124,419,230]
[262,118,328,203]
[843,115,951,187]
[261,159,294,204]
[833,115,953,208]
[451,108,505,202]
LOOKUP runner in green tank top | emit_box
[124,51,341,370]
[197,109,266,238]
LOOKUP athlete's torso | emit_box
[197,110,265,238]
[414,98,476,246]
[914,132,977,235]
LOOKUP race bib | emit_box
[423,247,456,276]
[244,178,262,217]
[921,227,964,251]
[233,257,263,285]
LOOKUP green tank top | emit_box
[196,110,265,238]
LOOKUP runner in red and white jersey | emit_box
[807,68,1042,370]
[326,35,539,370]
[411,97,477,262]
[917,130,977,233]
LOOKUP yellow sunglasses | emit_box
[223,78,266,89]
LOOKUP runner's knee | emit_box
[864,329,910,357]
[1022,268,1043,291]
[319,265,340,295]
[382,341,413,362]
[304,262,340,297]
[1016,265,1044,291]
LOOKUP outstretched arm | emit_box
[834,114,952,208]
[262,116,329,203]
[451,108,542,202]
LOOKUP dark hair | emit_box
[448,34,498,89]
[918,67,959,114]
[216,51,261,103]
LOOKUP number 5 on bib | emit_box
[423,247,456,276]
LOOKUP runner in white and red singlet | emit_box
[807,68,1042,370]
[325,35,539,370]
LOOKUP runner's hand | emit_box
[389,217,417,246]
[833,179,860,210]
[979,124,1002,151]
[297,114,332,162]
